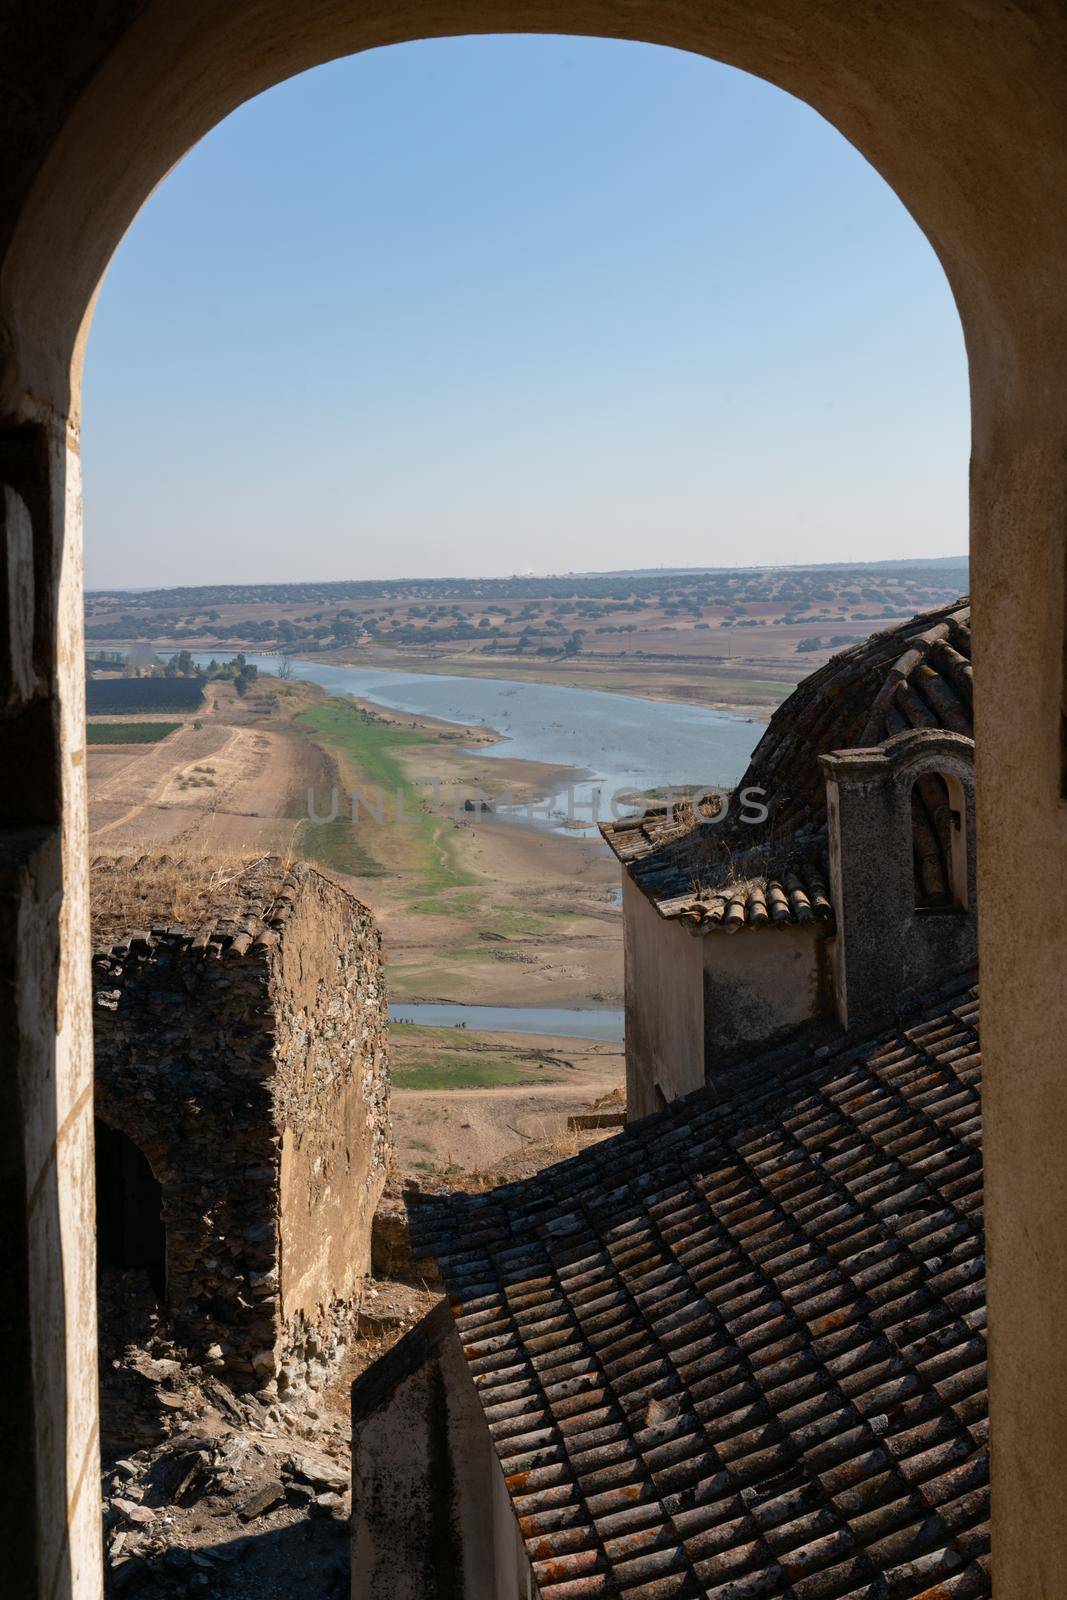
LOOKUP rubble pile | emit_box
[99,1266,439,1600]
[101,1351,352,1598]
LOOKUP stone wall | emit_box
[822,730,978,1028]
[271,870,391,1388]
[92,861,390,1389]
[94,947,280,1382]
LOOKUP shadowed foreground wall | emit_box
[350,1302,533,1600]
[702,921,829,1075]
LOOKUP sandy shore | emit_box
[391,1031,625,1175]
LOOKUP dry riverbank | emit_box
[86,674,624,1010]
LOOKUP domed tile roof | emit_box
[600,600,972,932]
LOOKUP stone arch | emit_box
[887,734,977,908]
[2,2,1057,424]
[2,8,1067,1600]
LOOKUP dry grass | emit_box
[90,846,291,941]
[590,1086,626,1110]
[688,832,780,902]
[431,1109,615,1194]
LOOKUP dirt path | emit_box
[89,709,312,856]
[88,675,624,1008]
[91,728,229,837]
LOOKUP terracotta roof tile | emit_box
[90,853,307,963]
[410,976,987,1600]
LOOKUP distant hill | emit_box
[85,557,967,612]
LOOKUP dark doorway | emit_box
[94,1120,166,1297]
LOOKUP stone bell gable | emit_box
[91,855,390,1392]
[822,728,977,1028]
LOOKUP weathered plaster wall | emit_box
[622,872,703,1120]
[628,884,830,1113]
[350,1303,533,1600]
[702,924,830,1079]
[272,873,390,1356]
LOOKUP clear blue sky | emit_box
[82,36,969,589]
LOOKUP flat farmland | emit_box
[87,682,322,855]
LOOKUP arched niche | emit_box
[821,729,978,1029]
[94,1119,166,1299]
[912,767,969,912]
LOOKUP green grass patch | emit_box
[297,817,385,877]
[87,721,181,744]
[297,697,475,894]
[297,699,427,788]
[405,892,566,938]
[407,890,485,918]
[390,1023,561,1090]
[392,1053,551,1090]
[390,1023,488,1042]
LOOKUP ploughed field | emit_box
[88,721,182,744]
[87,675,206,714]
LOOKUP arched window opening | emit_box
[94,1120,165,1298]
[912,772,967,911]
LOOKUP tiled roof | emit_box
[90,853,308,962]
[410,976,988,1600]
[667,856,833,935]
[600,599,973,929]
[605,810,833,936]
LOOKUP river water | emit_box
[184,651,762,1034]
[193,653,760,820]
[390,1003,624,1041]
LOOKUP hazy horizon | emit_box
[85,552,969,597]
[82,37,969,589]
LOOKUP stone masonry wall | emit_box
[269,870,390,1392]
[92,862,391,1391]
[94,944,282,1384]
